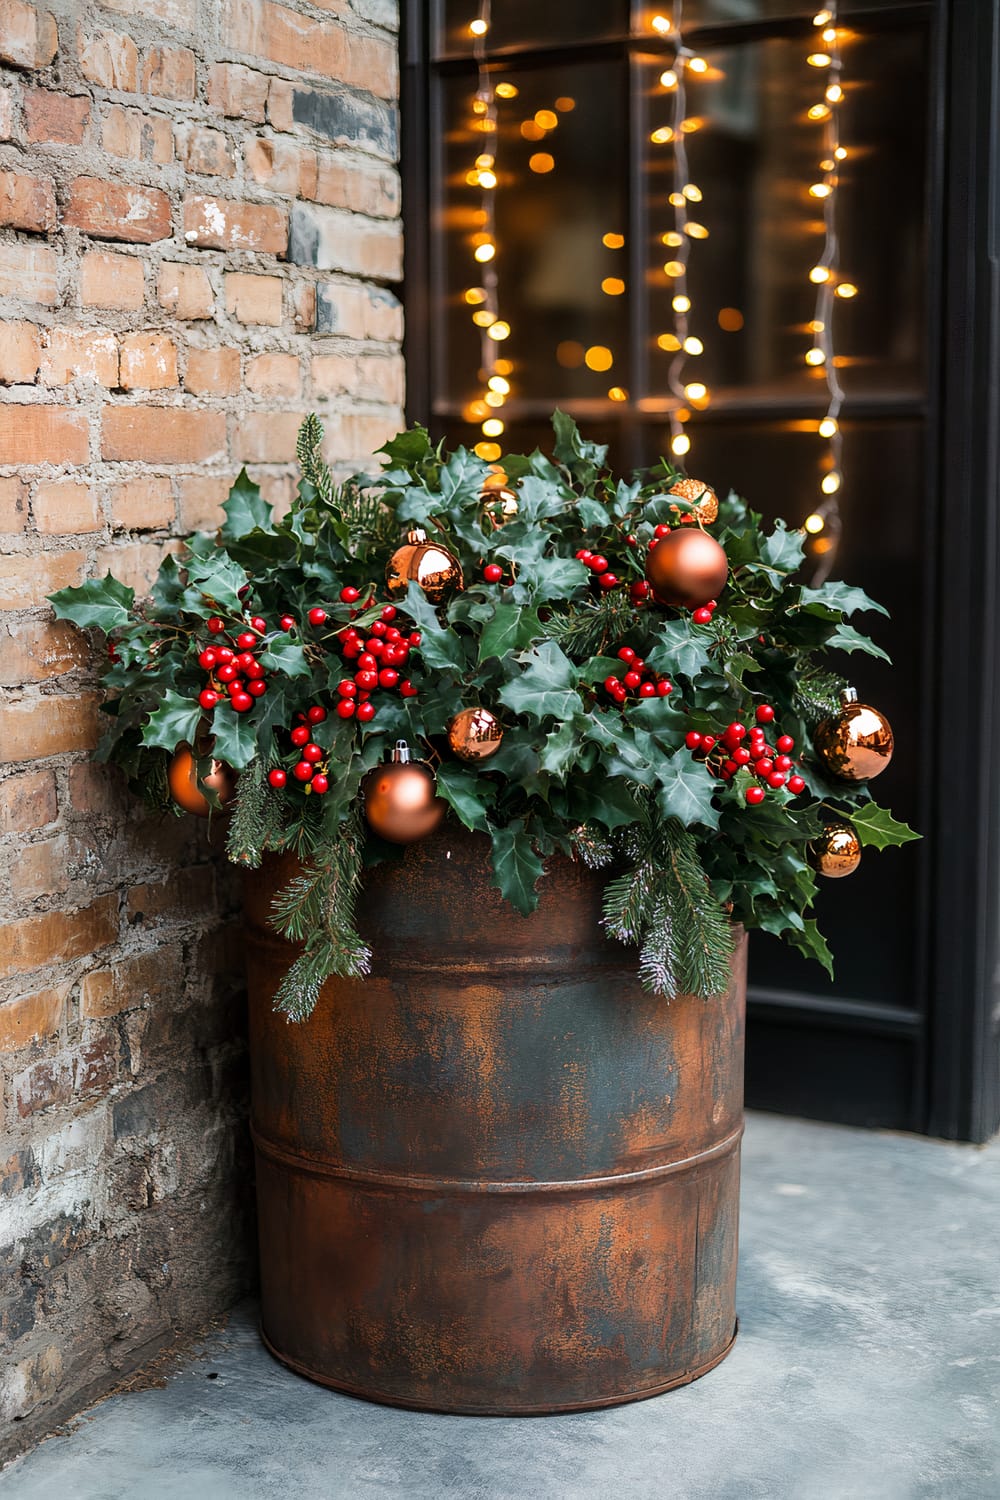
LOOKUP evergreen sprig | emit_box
[226,761,285,868]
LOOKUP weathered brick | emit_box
[232,410,303,464]
[291,84,397,160]
[0,550,85,609]
[0,1148,41,1195]
[102,104,173,164]
[80,250,145,310]
[0,618,89,684]
[291,279,315,332]
[175,124,234,177]
[223,0,397,99]
[312,349,404,405]
[67,761,123,815]
[119,332,178,391]
[78,28,140,91]
[0,87,13,139]
[74,1035,117,1096]
[14,1053,72,1114]
[0,242,58,303]
[32,480,101,534]
[289,202,401,280]
[312,155,399,218]
[24,90,91,146]
[177,473,230,531]
[0,406,89,466]
[0,988,65,1052]
[0,693,101,763]
[0,898,118,977]
[157,261,213,320]
[143,45,196,100]
[102,406,225,463]
[223,271,282,325]
[334,410,403,463]
[0,169,56,233]
[0,475,27,531]
[246,351,299,396]
[0,321,41,384]
[40,328,118,388]
[183,345,240,395]
[0,0,57,70]
[266,76,293,132]
[10,834,73,897]
[97,0,198,28]
[65,178,172,244]
[82,944,183,1018]
[0,768,57,832]
[127,866,214,923]
[183,194,287,254]
[111,476,174,530]
[207,61,269,121]
[245,136,317,199]
[94,538,181,593]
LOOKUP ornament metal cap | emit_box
[391,739,412,764]
[407,528,427,544]
[840,686,859,704]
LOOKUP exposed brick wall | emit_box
[0,0,402,1459]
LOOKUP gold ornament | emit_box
[480,468,519,530]
[808,821,862,878]
[167,744,236,817]
[645,528,729,609]
[814,688,894,782]
[447,707,504,762]
[386,528,464,604]
[668,476,719,526]
[363,740,446,844]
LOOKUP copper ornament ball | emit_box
[447,707,504,763]
[668,477,719,526]
[814,690,894,782]
[363,743,446,844]
[645,528,729,609]
[167,745,236,817]
[808,821,862,878]
[480,469,519,530]
[386,528,464,604]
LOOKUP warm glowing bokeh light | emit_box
[585,345,614,372]
[487,320,511,340]
[718,307,744,331]
[482,418,505,438]
[603,232,625,249]
[529,153,555,174]
[601,277,626,296]
[556,341,585,368]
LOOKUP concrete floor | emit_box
[2,1113,999,1500]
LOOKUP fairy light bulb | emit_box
[474,242,495,262]
[805,347,826,366]
[804,513,825,534]
[672,294,691,313]
[482,417,505,437]
[688,56,708,73]
[826,82,844,103]
[660,69,678,88]
[651,14,672,33]
[488,375,510,394]
[835,282,858,298]
[810,265,831,283]
[684,381,707,400]
[807,51,831,66]
[469,17,488,35]
[683,336,703,354]
[818,417,838,437]
[821,471,841,494]
[486,320,510,340]
[671,433,691,456]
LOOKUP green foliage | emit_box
[48,410,917,1017]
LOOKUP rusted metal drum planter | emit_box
[244,828,746,1415]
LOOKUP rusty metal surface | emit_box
[245,828,746,1414]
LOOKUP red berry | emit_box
[336,700,356,720]
[384,627,402,642]
[357,652,377,670]
[370,621,387,638]
[755,704,775,724]
[217,663,238,683]
[654,524,670,539]
[656,680,673,696]
[483,563,503,583]
[598,573,619,590]
[280,615,296,632]
[268,768,287,788]
[589,555,608,573]
[311,774,330,795]
[340,586,360,604]
[237,631,257,650]
[381,605,397,622]
[215,646,234,663]
[630,581,651,601]
[235,652,254,672]
[776,735,795,754]
[733,747,751,765]
[617,647,636,664]
[624,670,642,690]
[409,632,422,647]
[198,648,218,670]
[702,735,716,751]
[611,683,628,703]
[787,775,806,795]
[226,681,244,699]
[356,701,376,722]
[199,689,219,710]
[247,680,267,697]
[604,676,621,694]
[378,668,399,689]
[355,670,378,691]
[207,617,225,634]
[308,607,327,626]
[231,692,253,713]
[723,759,738,776]
[365,639,385,658]
[639,682,656,697]
[250,616,266,633]
[755,758,774,776]
[627,535,638,547]
[768,772,787,789]
[575,549,593,562]
[245,661,265,681]
[692,607,713,625]
[647,538,659,552]
[400,680,418,698]
[290,725,310,747]
[685,731,702,750]
[723,723,746,747]
[775,754,794,772]
[337,681,357,699]
[746,786,766,805]
[342,641,361,659]
[302,743,323,763]
[293,761,314,781]
[307,706,327,724]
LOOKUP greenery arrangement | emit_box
[50,413,917,1019]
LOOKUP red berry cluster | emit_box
[197,614,270,714]
[685,704,806,806]
[603,647,673,706]
[574,547,651,605]
[333,604,420,721]
[690,598,719,626]
[269,706,330,794]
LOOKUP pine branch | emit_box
[226,761,284,868]
[571,824,616,869]
[550,595,641,658]
[793,667,849,725]
[638,909,679,998]
[296,413,334,503]
[661,821,734,998]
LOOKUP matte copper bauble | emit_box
[808,821,862,878]
[168,744,236,817]
[363,740,446,844]
[447,707,504,763]
[814,688,894,782]
[668,476,719,526]
[480,468,519,530]
[645,528,729,609]
[386,528,464,604]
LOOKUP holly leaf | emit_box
[259,633,312,679]
[759,520,806,574]
[434,762,492,832]
[825,624,892,663]
[538,719,580,780]
[478,604,542,664]
[378,426,434,469]
[498,641,580,723]
[799,582,889,619]
[140,690,203,753]
[646,619,712,681]
[185,552,249,614]
[785,915,835,979]
[490,822,545,915]
[49,573,134,633]
[151,554,185,615]
[511,553,589,602]
[403,583,468,673]
[551,409,608,475]
[655,751,721,830]
[849,803,920,850]
[507,475,569,524]
[208,708,262,771]
[220,468,273,542]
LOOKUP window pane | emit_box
[683,0,919,20]
[436,0,630,57]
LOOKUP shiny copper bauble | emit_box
[363,742,446,844]
[645,528,729,609]
[168,745,236,817]
[808,821,862,878]
[386,528,464,604]
[668,476,719,526]
[480,469,519,530]
[814,689,894,782]
[447,707,504,763]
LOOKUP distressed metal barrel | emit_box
[244,827,746,1415]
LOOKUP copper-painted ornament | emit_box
[668,476,719,526]
[814,687,894,782]
[479,468,519,530]
[808,821,862,878]
[447,707,504,763]
[168,744,236,817]
[386,528,463,604]
[645,527,729,609]
[363,740,446,844]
